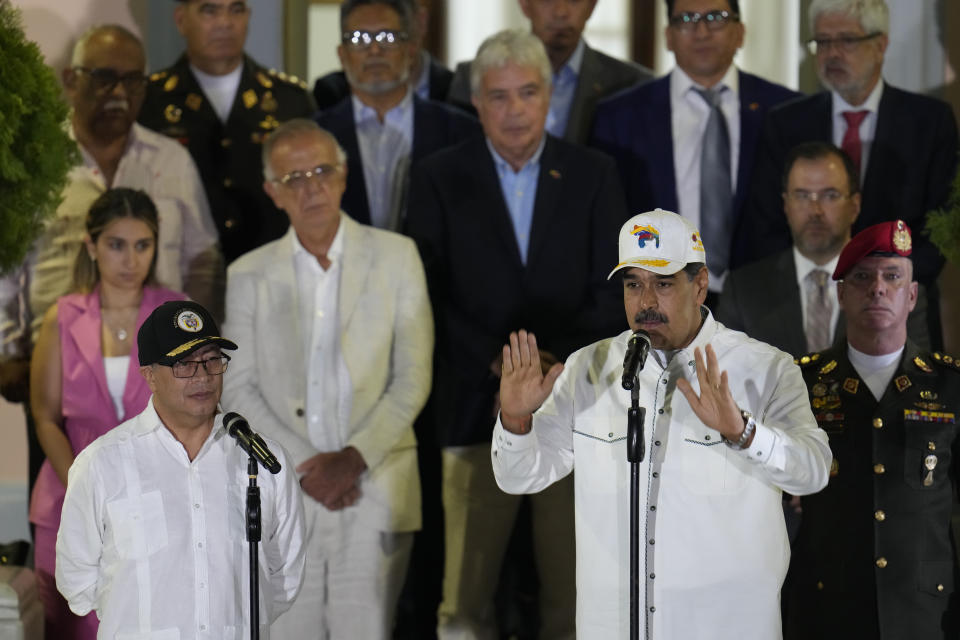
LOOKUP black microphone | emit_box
[621,330,651,391]
[223,412,282,474]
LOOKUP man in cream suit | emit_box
[222,118,432,639]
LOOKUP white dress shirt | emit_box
[56,398,306,640]
[292,224,352,453]
[848,342,904,400]
[793,248,841,347]
[492,312,831,640]
[670,65,741,290]
[831,79,884,183]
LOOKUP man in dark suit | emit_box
[138,0,314,264]
[746,0,958,287]
[406,29,627,640]
[316,0,479,230]
[313,0,453,109]
[446,0,652,144]
[591,0,798,306]
[718,141,931,356]
[786,220,960,639]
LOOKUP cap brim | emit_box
[607,258,685,279]
[157,336,239,365]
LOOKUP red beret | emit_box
[832,219,912,281]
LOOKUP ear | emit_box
[83,233,96,261]
[140,365,156,389]
[263,180,282,209]
[664,23,676,53]
[694,266,709,305]
[849,192,862,225]
[837,280,846,306]
[336,43,346,69]
[907,280,918,312]
[877,32,889,55]
[62,67,78,91]
[518,0,532,20]
[174,4,187,36]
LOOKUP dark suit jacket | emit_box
[446,42,653,144]
[405,135,628,446]
[715,248,931,356]
[786,343,960,639]
[138,55,314,264]
[315,95,481,226]
[590,70,799,269]
[312,54,454,110]
[745,85,959,284]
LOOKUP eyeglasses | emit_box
[806,32,882,55]
[341,29,409,50]
[170,354,231,378]
[786,189,852,207]
[669,10,739,31]
[73,67,148,94]
[272,165,342,190]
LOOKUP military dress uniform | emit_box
[785,344,960,639]
[138,55,314,264]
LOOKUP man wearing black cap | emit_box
[786,220,960,639]
[55,300,306,639]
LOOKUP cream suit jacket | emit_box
[222,213,432,532]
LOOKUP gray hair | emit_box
[339,0,415,35]
[470,29,552,97]
[809,0,889,35]
[70,24,144,67]
[261,119,348,181]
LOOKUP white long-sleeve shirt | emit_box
[56,398,305,639]
[492,312,831,640]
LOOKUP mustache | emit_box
[634,309,668,324]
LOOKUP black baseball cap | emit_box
[138,301,238,366]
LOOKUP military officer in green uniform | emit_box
[785,219,960,639]
[138,0,314,263]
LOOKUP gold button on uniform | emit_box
[816,581,824,590]
[223,178,233,188]
[221,138,232,148]
[224,219,236,229]
[873,418,883,429]
[873,463,886,474]
[876,557,888,568]
[874,510,886,521]
[938,584,945,592]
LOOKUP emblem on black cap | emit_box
[176,310,203,333]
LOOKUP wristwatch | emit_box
[725,409,755,450]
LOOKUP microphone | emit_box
[621,330,651,391]
[223,412,282,474]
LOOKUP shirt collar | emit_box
[70,120,146,171]
[832,77,884,116]
[561,38,587,77]
[792,247,840,283]
[289,216,345,267]
[486,134,547,175]
[671,64,740,102]
[414,50,431,98]
[351,86,414,127]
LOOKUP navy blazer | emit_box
[315,94,481,226]
[745,85,958,283]
[590,70,799,268]
[405,135,629,446]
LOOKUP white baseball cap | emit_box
[607,209,707,279]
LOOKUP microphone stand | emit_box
[246,456,262,640]
[626,377,645,640]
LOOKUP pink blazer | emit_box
[29,286,186,529]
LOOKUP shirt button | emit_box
[198,543,203,549]
[873,463,886,474]
[875,557,888,568]
[704,435,711,441]
[654,440,661,446]
[296,408,305,417]
[658,408,664,414]
[661,379,667,385]
[649,538,655,545]
[194,503,200,509]
[649,606,656,612]
[200,625,206,631]
[873,418,883,429]
[649,573,656,579]
[874,510,886,522]
[652,472,659,478]
[650,505,656,511]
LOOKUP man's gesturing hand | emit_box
[675,344,748,443]
[498,330,564,434]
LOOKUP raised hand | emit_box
[675,344,745,442]
[499,330,564,434]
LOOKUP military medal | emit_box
[923,453,938,487]
[243,89,258,109]
[186,93,204,111]
[920,390,939,400]
[819,360,837,375]
[164,104,182,124]
[842,378,859,394]
[260,91,278,112]
[914,356,933,373]
[259,115,280,130]
[257,71,273,88]
[164,74,179,92]
[812,383,828,397]
[894,375,911,392]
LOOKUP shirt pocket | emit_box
[106,490,169,560]
[903,422,954,490]
[678,422,746,495]
[572,417,628,495]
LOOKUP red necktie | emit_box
[841,110,869,175]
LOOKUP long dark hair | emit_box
[71,188,160,293]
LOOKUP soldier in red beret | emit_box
[785,220,960,639]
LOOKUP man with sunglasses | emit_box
[223,118,433,638]
[56,300,306,639]
[316,0,479,231]
[138,0,314,264]
[591,0,798,310]
[747,0,958,297]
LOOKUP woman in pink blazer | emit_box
[29,189,186,640]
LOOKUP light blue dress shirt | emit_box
[487,136,547,264]
[545,39,585,138]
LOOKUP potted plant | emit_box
[927,164,960,353]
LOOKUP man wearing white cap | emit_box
[493,208,832,639]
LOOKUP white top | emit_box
[56,398,306,639]
[831,79,884,183]
[670,65,741,291]
[103,355,129,421]
[190,63,243,123]
[291,224,351,453]
[793,248,841,346]
[0,123,221,354]
[492,313,831,640]
[848,342,904,400]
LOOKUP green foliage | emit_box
[927,160,960,266]
[0,3,78,273]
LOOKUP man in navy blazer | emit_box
[590,0,798,300]
[745,0,958,286]
[315,0,479,230]
[406,30,627,640]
